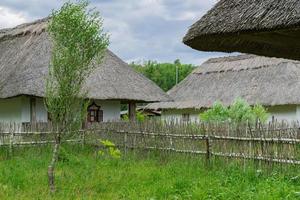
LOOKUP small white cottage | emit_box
[148,54,300,123]
[0,18,169,124]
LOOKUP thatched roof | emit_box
[148,54,300,110]
[0,18,169,102]
[183,0,300,60]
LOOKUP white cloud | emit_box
[0,6,29,28]
[174,11,198,21]
[103,17,142,56]
[0,0,230,65]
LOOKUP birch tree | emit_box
[46,0,109,192]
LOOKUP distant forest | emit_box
[130,59,195,92]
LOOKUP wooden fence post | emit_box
[206,135,212,162]
[133,134,137,148]
[81,131,85,147]
[9,130,14,156]
[124,132,128,155]
[169,136,173,151]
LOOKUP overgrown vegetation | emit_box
[121,111,148,122]
[0,145,299,199]
[130,59,195,91]
[98,140,121,159]
[200,98,269,124]
[46,0,109,192]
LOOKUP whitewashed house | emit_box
[148,54,300,123]
[149,0,300,123]
[0,18,169,124]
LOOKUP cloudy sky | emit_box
[0,0,231,65]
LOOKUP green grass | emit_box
[0,145,299,199]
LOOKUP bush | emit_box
[200,98,269,124]
[252,104,269,123]
[121,111,147,122]
[199,101,229,122]
[228,98,255,123]
[136,111,147,122]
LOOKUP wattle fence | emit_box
[0,121,300,166]
[95,121,300,165]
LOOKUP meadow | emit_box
[0,145,299,200]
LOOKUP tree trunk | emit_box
[48,135,61,193]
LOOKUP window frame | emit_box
[87,102,103,123]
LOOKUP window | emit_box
[87,102,103,123]
[182,113,190,122]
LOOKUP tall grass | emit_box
[0,145,299,199]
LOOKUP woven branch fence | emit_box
[94,120,300,165]
[0,121,299,166]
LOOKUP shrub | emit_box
[122,111,147,122]
[199,101,229,122]
[136,111,147,122]
[228,98,255,124]
[252,104,269,123]
[200,98,269,124]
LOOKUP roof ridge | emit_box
[203,54,298,64]
[193,56,300,75]
[0,17,49,32]
[0,17,49,42]
[193,64,274,75]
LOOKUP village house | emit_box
[148,54,300,123]
[149,0,300,123]
[0,18,169,124]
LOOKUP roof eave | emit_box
[183,27,300,60]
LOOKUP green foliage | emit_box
[57,146,81,163]
[100,139,115,148]
[228,98,255,123]
[136,111,147,122]
[200,98,269,124]
[199,101,229,122]
[121,111,147,122]
[99,140,121,159]
[46,0,109,133]
[130,60,195,91]
[121,114,129,121]
[253,104,269,123]
[0,146,299,199]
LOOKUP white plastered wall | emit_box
[161,109,201,123]
[0,96,121,123]
[94,100,121,122]
[162,105,300,123]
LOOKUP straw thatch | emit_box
[183,0,300,60]
[0,18,169,102]
[148,54,300,110]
